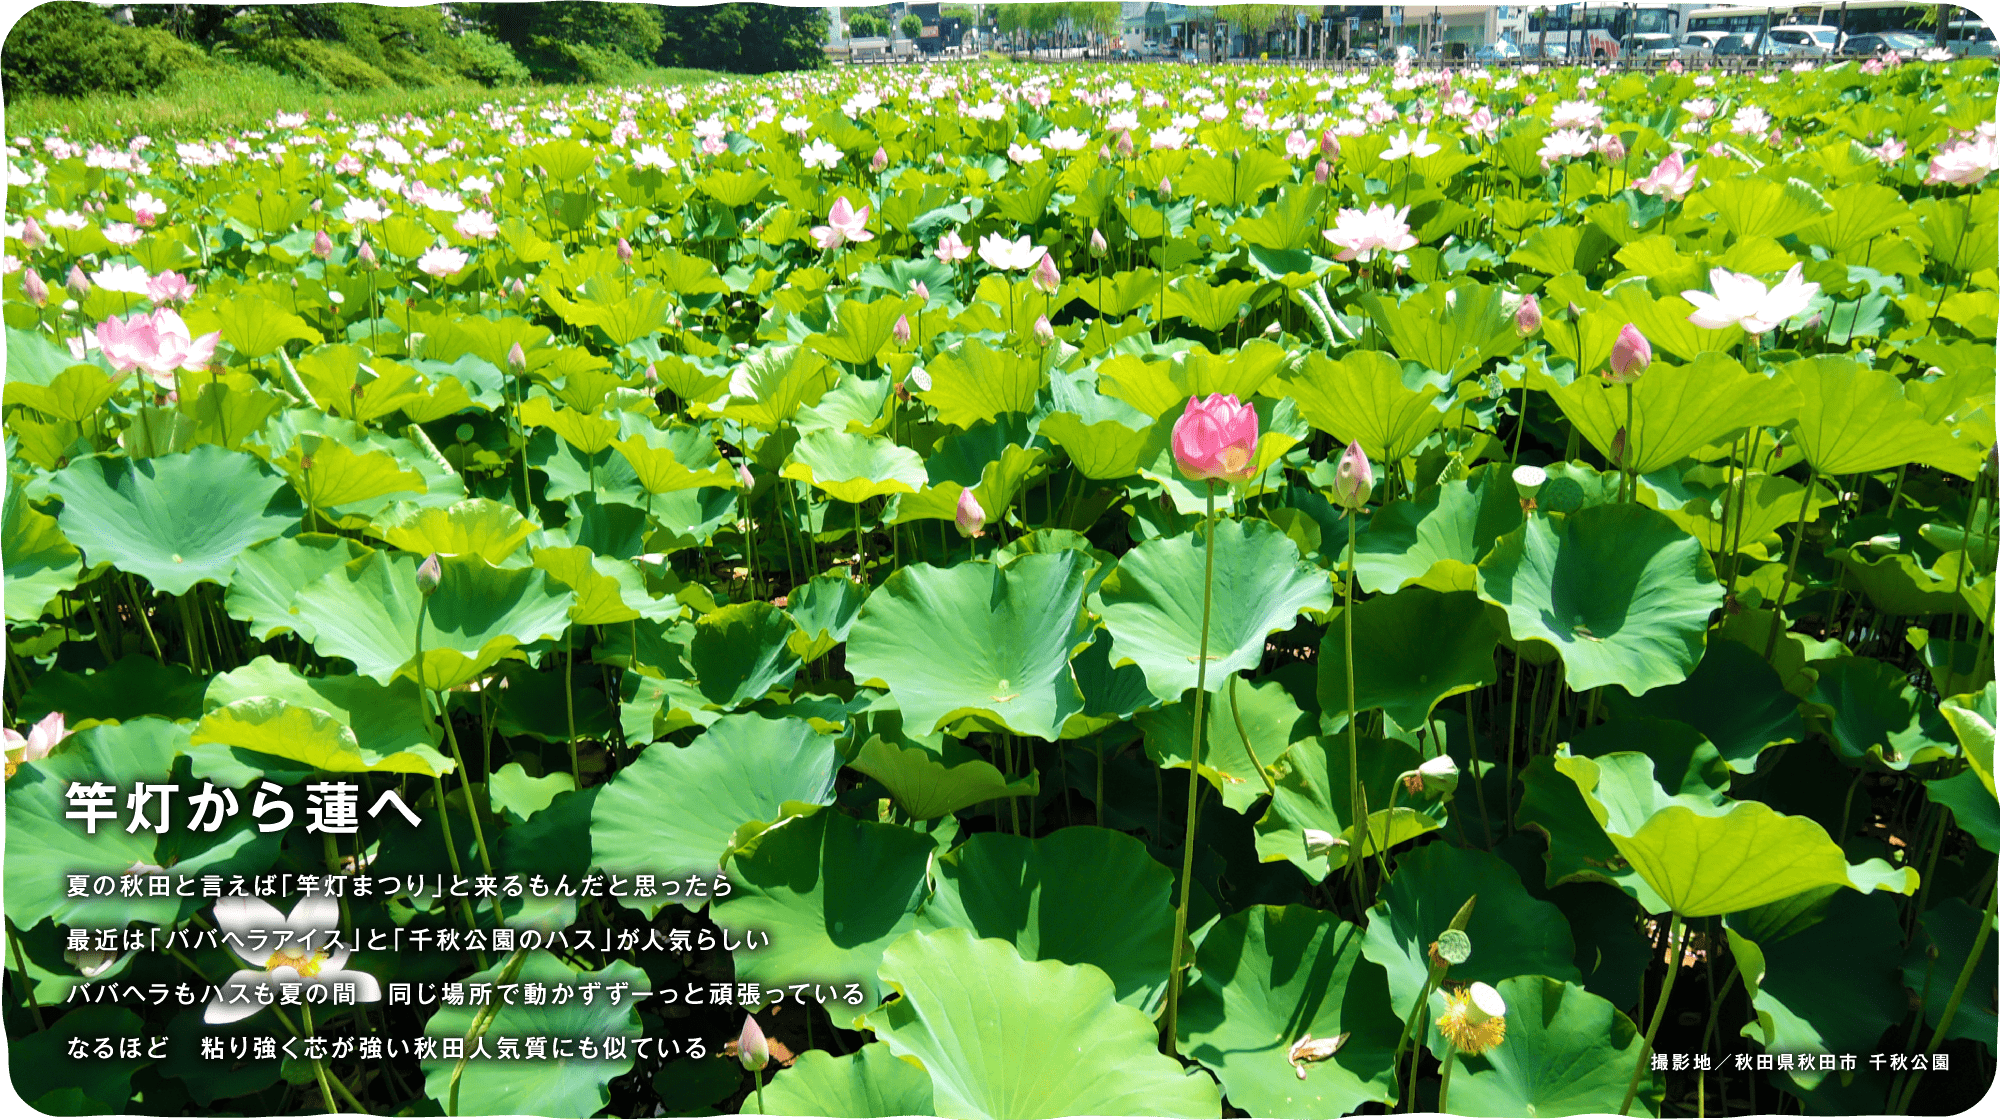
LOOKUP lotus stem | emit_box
[1228,673,1278,800]
[6,921,44,1030]
[1763,467,1818,661]
[302,1003,341,1114]
[1345,505,1369,918]
[437,693,494,878]
[1437,1048,1458,1114]
[1620,911,1684,1116]
[1893,881,1996,1113]
[416,600,482,946]
[1162,482,1218,1058]
[566,628,580,781]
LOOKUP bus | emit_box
[1525,3,1688,59]
[1687,4,1958,40]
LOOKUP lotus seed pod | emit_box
[1435,928,1472,966]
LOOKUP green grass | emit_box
[3,63,726,140]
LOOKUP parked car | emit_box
[1620,32,1681,60]
[1946,19,1998,56]
[1349,45,1381,62]
[1390,43,1419,63]
[1838,30,1929,56]
[1766,24,1841,55]
[1713,31,1814,59]
[1473,40,1522,62]
[1519,40,1570,61]
[1681,30,1732,57]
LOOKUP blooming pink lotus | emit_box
[1633,152,1699,200]
[3,711,71,778]
[1172,393,1259,484]
[95,308,221,387]
[935,230,973,264]
[1926,137,2000,186]
[1322,204,1417,262]
[811,197,874,250]
[146,271,195,304]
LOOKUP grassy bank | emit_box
[3,63,724,140]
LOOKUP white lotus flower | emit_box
[977,233,1045,272]
[1682,264,1821,336]
[204,896,380,1025]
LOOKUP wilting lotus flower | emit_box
[1633,151,1699,200]
[95,308,221,387]
[1683,264,1820,336]
[935,229,973,264]
[955,489,987,538]
[1606,324,1651,383]
[203,896,381,1025]
[1515,293,1542,337]
[1172,393,1259,484]
[1437,982,1507,1056]
[3,711,72,778]
[810,197,874,249]
[1032,252,1060,294]
[417,245,469,278]
[1322,204,1417,262]
[1331,441,1374,509]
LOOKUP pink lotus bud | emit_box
[508,277,527,298]
[1032,252,1060,294]
[1098,145,1113,161]
[1332,440,1374,509]
[22,269,47,307]
[1598,133,1627,162]
[1171,393,1259,483]
[1314,159,1332,185]
[1116,130,1135,158]
[955,488,987,538]
[20,216,46,249]
[644,363,658,387]
[737,461,755,490]
[65,264,89,298]
[1159,176,1171,195]
[617,238,632,263]
[1607,323,1650,383]
[507,341,527,374]
[415,552,443,597]
[737,1015,770,1072]
[1516,294,1542,337]
[893,314,911,345]
[1032,315,1054,346]
[357,241,378,270]
[1089,228,1108,258]
[912,280,929,302]
[311,229,333,259]
[871,146,889,173]
[1320,129,1340,158]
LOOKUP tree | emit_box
[900,13,923,39]
[847,11,887,38]
[656,3,826,72]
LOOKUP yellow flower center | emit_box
[264,946,329,979]
[1220,446,1251,474]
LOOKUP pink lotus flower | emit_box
[101,222,143,248]
[1597,134,1627,163]
[311,229,333,259]
[3,711,72,778]
[1032,252,1060,294]
[1172,393,1259,484]
[95,308,220,387]
[955,489,986,538]
[1322,204,1417,262]
[935,230,973,264]
[417,245,469,278]
[453,210,499,240]
[893,315,911,345]
[22,268,47,306]
[1331,441,1373,509]
[1032,315,1054,346]
[146,271,195,304]
[1926,137,2000,186]
[810,197,874,250]
[1869,138,1907,164]
[1516,294,1542,337]
[1285,130,1313,160]
[1606,324,1651,383]
[1633,152,1698,200]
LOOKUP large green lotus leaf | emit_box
[1714,606,1848,699]
[1782,356,1983,479]
[687,600,802,707]
[847,553,1093,741]
[1567,719,1731,801]
[1316,588,1500,733]
[1940,683,1997,796]
[782,429,928,504]
[613,431,738,495]
[1905,896,1998,1047]
[292,551,574,690]
[371,497,537,565]
[1446,976,1660,1117]
[1516,755,1671,912]
[714,809,935,1029]
[194,655,446,775]
[15,656,206,725]
[1360,843,1580,1047]
[1065,625,1159,736]
[1138,674,1312,813]
[1661,473,1837,559]
[1254,735,1445,878]
[223,534,374,641]
[1836,547,1972,616]
[1038,411,1153,480]
[3,482,82,622]
[282,438,425,510]
[806,294,914,367]
[10,1005,150,1113]
[591,714,838,916]
[48,445,297,595]
[787,574,866,662]
[1096,518,1332,704]
[708,344,838,430]
[1477,505,1723,695]
[1354,465,1524,594]
[915,336,1046,428]
[1551,353,1794,474]
[917,827,1174,1010]
[1178,905,1400,1118]
[1806,655,1957,771]
[420,952,643,1118]
[1604,638,1803,773]
[1556,750,1919,916]
[747,1043,934,1117]
[1363,281,1520,383]
[1723,890,1906,1093]
[849,736,1037,820]
[867,928,1224,1120]
[1094,340,1287,420]
[531,544,668,625]
[1272,349,1445,462]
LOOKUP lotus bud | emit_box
[871,146,889,173]
[1302,829,1343,859]
[1416,754,1459,797]
[1515,293,1542,337]
[893,314,911,345]
[22,268,47,307]
[1032,314,1054,346]
[644,362,659,388]
[737,461,755,490]
[506,341,527,375]
[1098,144,1113,161]
[1116,130,1134,158]
[1320,129,1340,158]
[508,277,527,298]
[20,216,46,249]
[1089,228,1108,258]
[357,241,378,271]
[65,264,89,298]
[955,488,987,538]
[1598,133,1627,162]
[415,552,442,597]
[617,237,632,263]
[1607,323,1650,382]
[1331,440,1373,510]
[1159,176,1172,195]
[737,1015,770,1072]
[311,229,333,259]
[1172,393,1260,483]
[1314,159,1332,185]
[912,280,929,302]
[1032,252,1059,294]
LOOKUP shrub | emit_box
[242,36,397,93]
[2,1,211,100]
[444,30,530,87]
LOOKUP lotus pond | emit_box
[1,49,1997,1120]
